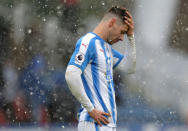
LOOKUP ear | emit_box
[108,18,116,28]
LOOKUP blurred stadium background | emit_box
[0,0,187,130]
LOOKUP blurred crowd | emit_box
[0,0,82,126]
[0,55,78,126]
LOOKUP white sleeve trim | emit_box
[65,65,94,112]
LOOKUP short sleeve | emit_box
[68,35,95,72]
[112,48,124,69]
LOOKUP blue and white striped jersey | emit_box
[68,32,124,127]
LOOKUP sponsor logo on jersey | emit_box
[81,43,87,48]
[100,49,104,53]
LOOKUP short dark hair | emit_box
[107,6,129,22]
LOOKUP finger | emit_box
[102,112,111,116]
[125,20,134,28]
[125,20,131,26]
[101,116,109,124]
[124,18,132,26]
[125,17,133,25]
[100,118,108,125]
[125,11,133,19]
[96,119,102,127]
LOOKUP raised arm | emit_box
[113,10,136,74]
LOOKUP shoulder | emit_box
[77,33,97,45]
[82,33,97,46]
[77,33,98,50]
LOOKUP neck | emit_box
[93,22,108,41]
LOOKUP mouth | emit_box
[112,39,119,43]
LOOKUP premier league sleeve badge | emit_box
[75,52,85,65]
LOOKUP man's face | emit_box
[107,22,128,45]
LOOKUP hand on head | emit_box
[124,11,134,36]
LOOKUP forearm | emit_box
[127,34,136,73]
[119,34,136,74]
[65,65,94,112]
[123,10,136,74]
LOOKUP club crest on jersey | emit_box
[75,53,85,64]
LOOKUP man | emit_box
[65,6,136,131]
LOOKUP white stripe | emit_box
[79,33,95,54]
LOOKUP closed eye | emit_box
[121,31,127,34]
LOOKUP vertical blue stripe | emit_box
[100,41,116,124]
[95,122,99,131]
[81,74,95,104]
[111,80,116,123]
[91,64,109,113]
[91,40,109,114]
[108,82,116,124]
[81,74,95,121]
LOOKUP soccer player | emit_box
[65,6,136,131]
